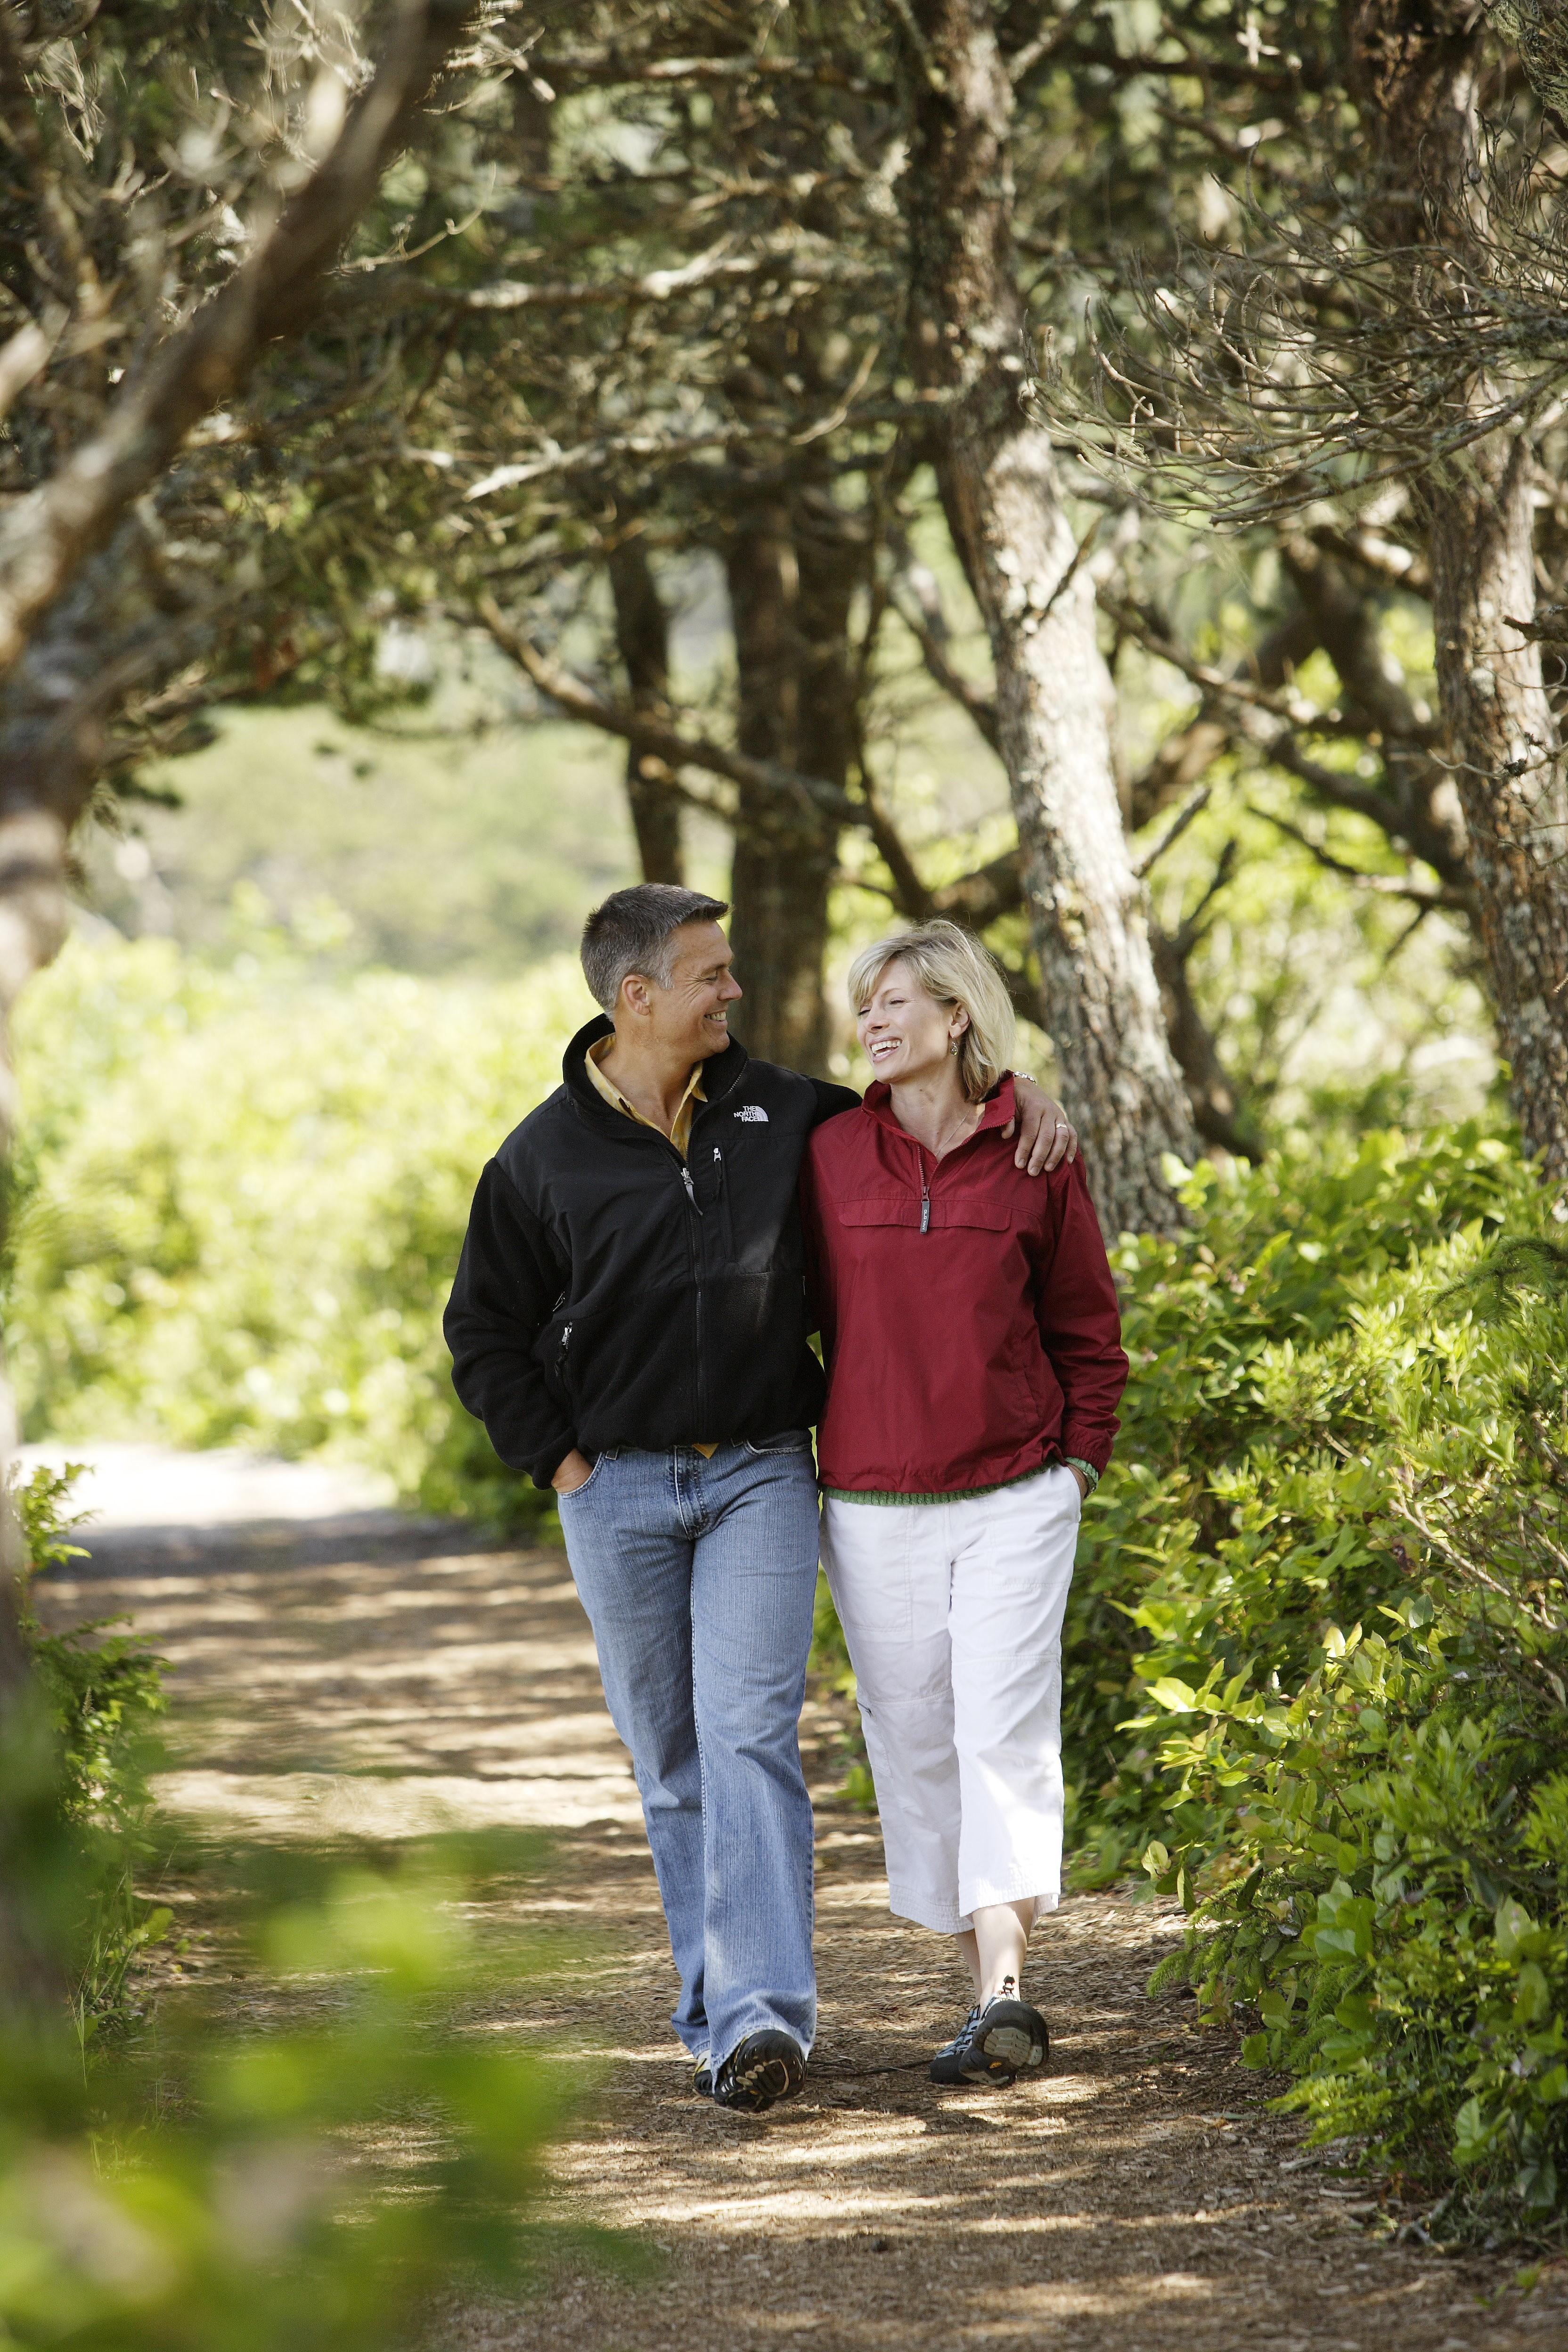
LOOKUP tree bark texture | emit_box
[724,503,845,1076]
[608,539,685,885]
[1350,1,1568,1179]
[898,0,1199,1235]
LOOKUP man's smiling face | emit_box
[640,920,743,1062]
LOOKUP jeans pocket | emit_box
[743,1429,813,1455]
[557,1453,609,1503]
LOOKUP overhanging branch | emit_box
[0,0,480,685]
[475,596,863,828]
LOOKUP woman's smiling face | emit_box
[856,956,966,1086]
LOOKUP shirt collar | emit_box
[585,1035,706,1152]
[862,1072,1016,1139]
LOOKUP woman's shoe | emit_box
[930,2004,989,2085]
[931,1979,1049,2086]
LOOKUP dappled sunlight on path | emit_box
[33,1446,1568,2352]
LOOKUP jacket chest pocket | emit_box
[927,1200,1012,1234]
[835,1197,1013,1233]
[837,1197,923,1231]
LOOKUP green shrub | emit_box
[12,1463,171,2034]
[10,923,587,1531]
[1067,1139,1568,2227]
[1062,1122,1527,1879]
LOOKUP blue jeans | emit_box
[557,1437,820,2067]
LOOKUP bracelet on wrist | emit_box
[1064,1456,1100,1492]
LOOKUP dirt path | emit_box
[37,1455,1568,2352]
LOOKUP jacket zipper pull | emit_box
[682,1166,702,1215]
[920,1177,931,1234]
[713,1146,724,1190]
[556,1322,572,1370]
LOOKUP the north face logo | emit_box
[733,1104,769,1123]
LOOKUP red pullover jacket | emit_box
[800,1076,1128,1496]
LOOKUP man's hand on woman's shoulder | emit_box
[1006,1075,1079,1175]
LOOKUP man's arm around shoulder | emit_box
[808,1076,862,1127]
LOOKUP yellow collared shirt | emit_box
[585,1037,707,1160]
[584,1037,716,1456]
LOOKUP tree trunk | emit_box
[725,505,839,1074]
[607,538,684,885]
[1426,441,1568,1171]
[898,0,1199,1235]
[1348,0,1568,1180]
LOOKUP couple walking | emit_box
[446,884,1127,2112]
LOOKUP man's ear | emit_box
[619,972,653,1021]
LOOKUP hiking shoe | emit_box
[931,1979,1048,2086]
[930,2003,988,2086]
[691,2055,713,2098]
[711,2029,806,2114]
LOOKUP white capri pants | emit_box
[819,1466,1080,1935]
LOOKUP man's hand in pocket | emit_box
[552,1448,595,1496]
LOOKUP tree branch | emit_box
[1124,604,1318,827]
[474,596,864,827]
[534,46,893,99]
[1132,783,1212,879]
[889,577,1001,751]
[0,0,479,683]
[436,235,876,314]
[1250,807,1468,908]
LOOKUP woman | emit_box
[802,922,1127,2088]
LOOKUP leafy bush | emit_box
[10,923,588,1529]
[1061,1134,1568,2228]
[12,1463,170,2032]
[1062,1123,1527,1875]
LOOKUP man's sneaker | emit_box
[691,2055,713,2098]
[930,1978,1049,2086]
[711,2029,806,2114]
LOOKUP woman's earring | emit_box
[949,1040,960,1056]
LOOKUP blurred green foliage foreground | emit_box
[3,1472,611,2348]
[12,929,1568,2233]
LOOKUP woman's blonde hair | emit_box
[846,919,1016,1104]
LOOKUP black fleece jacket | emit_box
[444,1016,858,1486]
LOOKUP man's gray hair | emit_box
[580,883,730,1014]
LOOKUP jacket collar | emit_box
[862,1071,1016,1146]
[562,1015,750,1125]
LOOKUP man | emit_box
[444,885,1076,2114]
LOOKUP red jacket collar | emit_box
[862,1072,1017,1142]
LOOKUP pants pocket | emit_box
[557,1452,610,1502]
